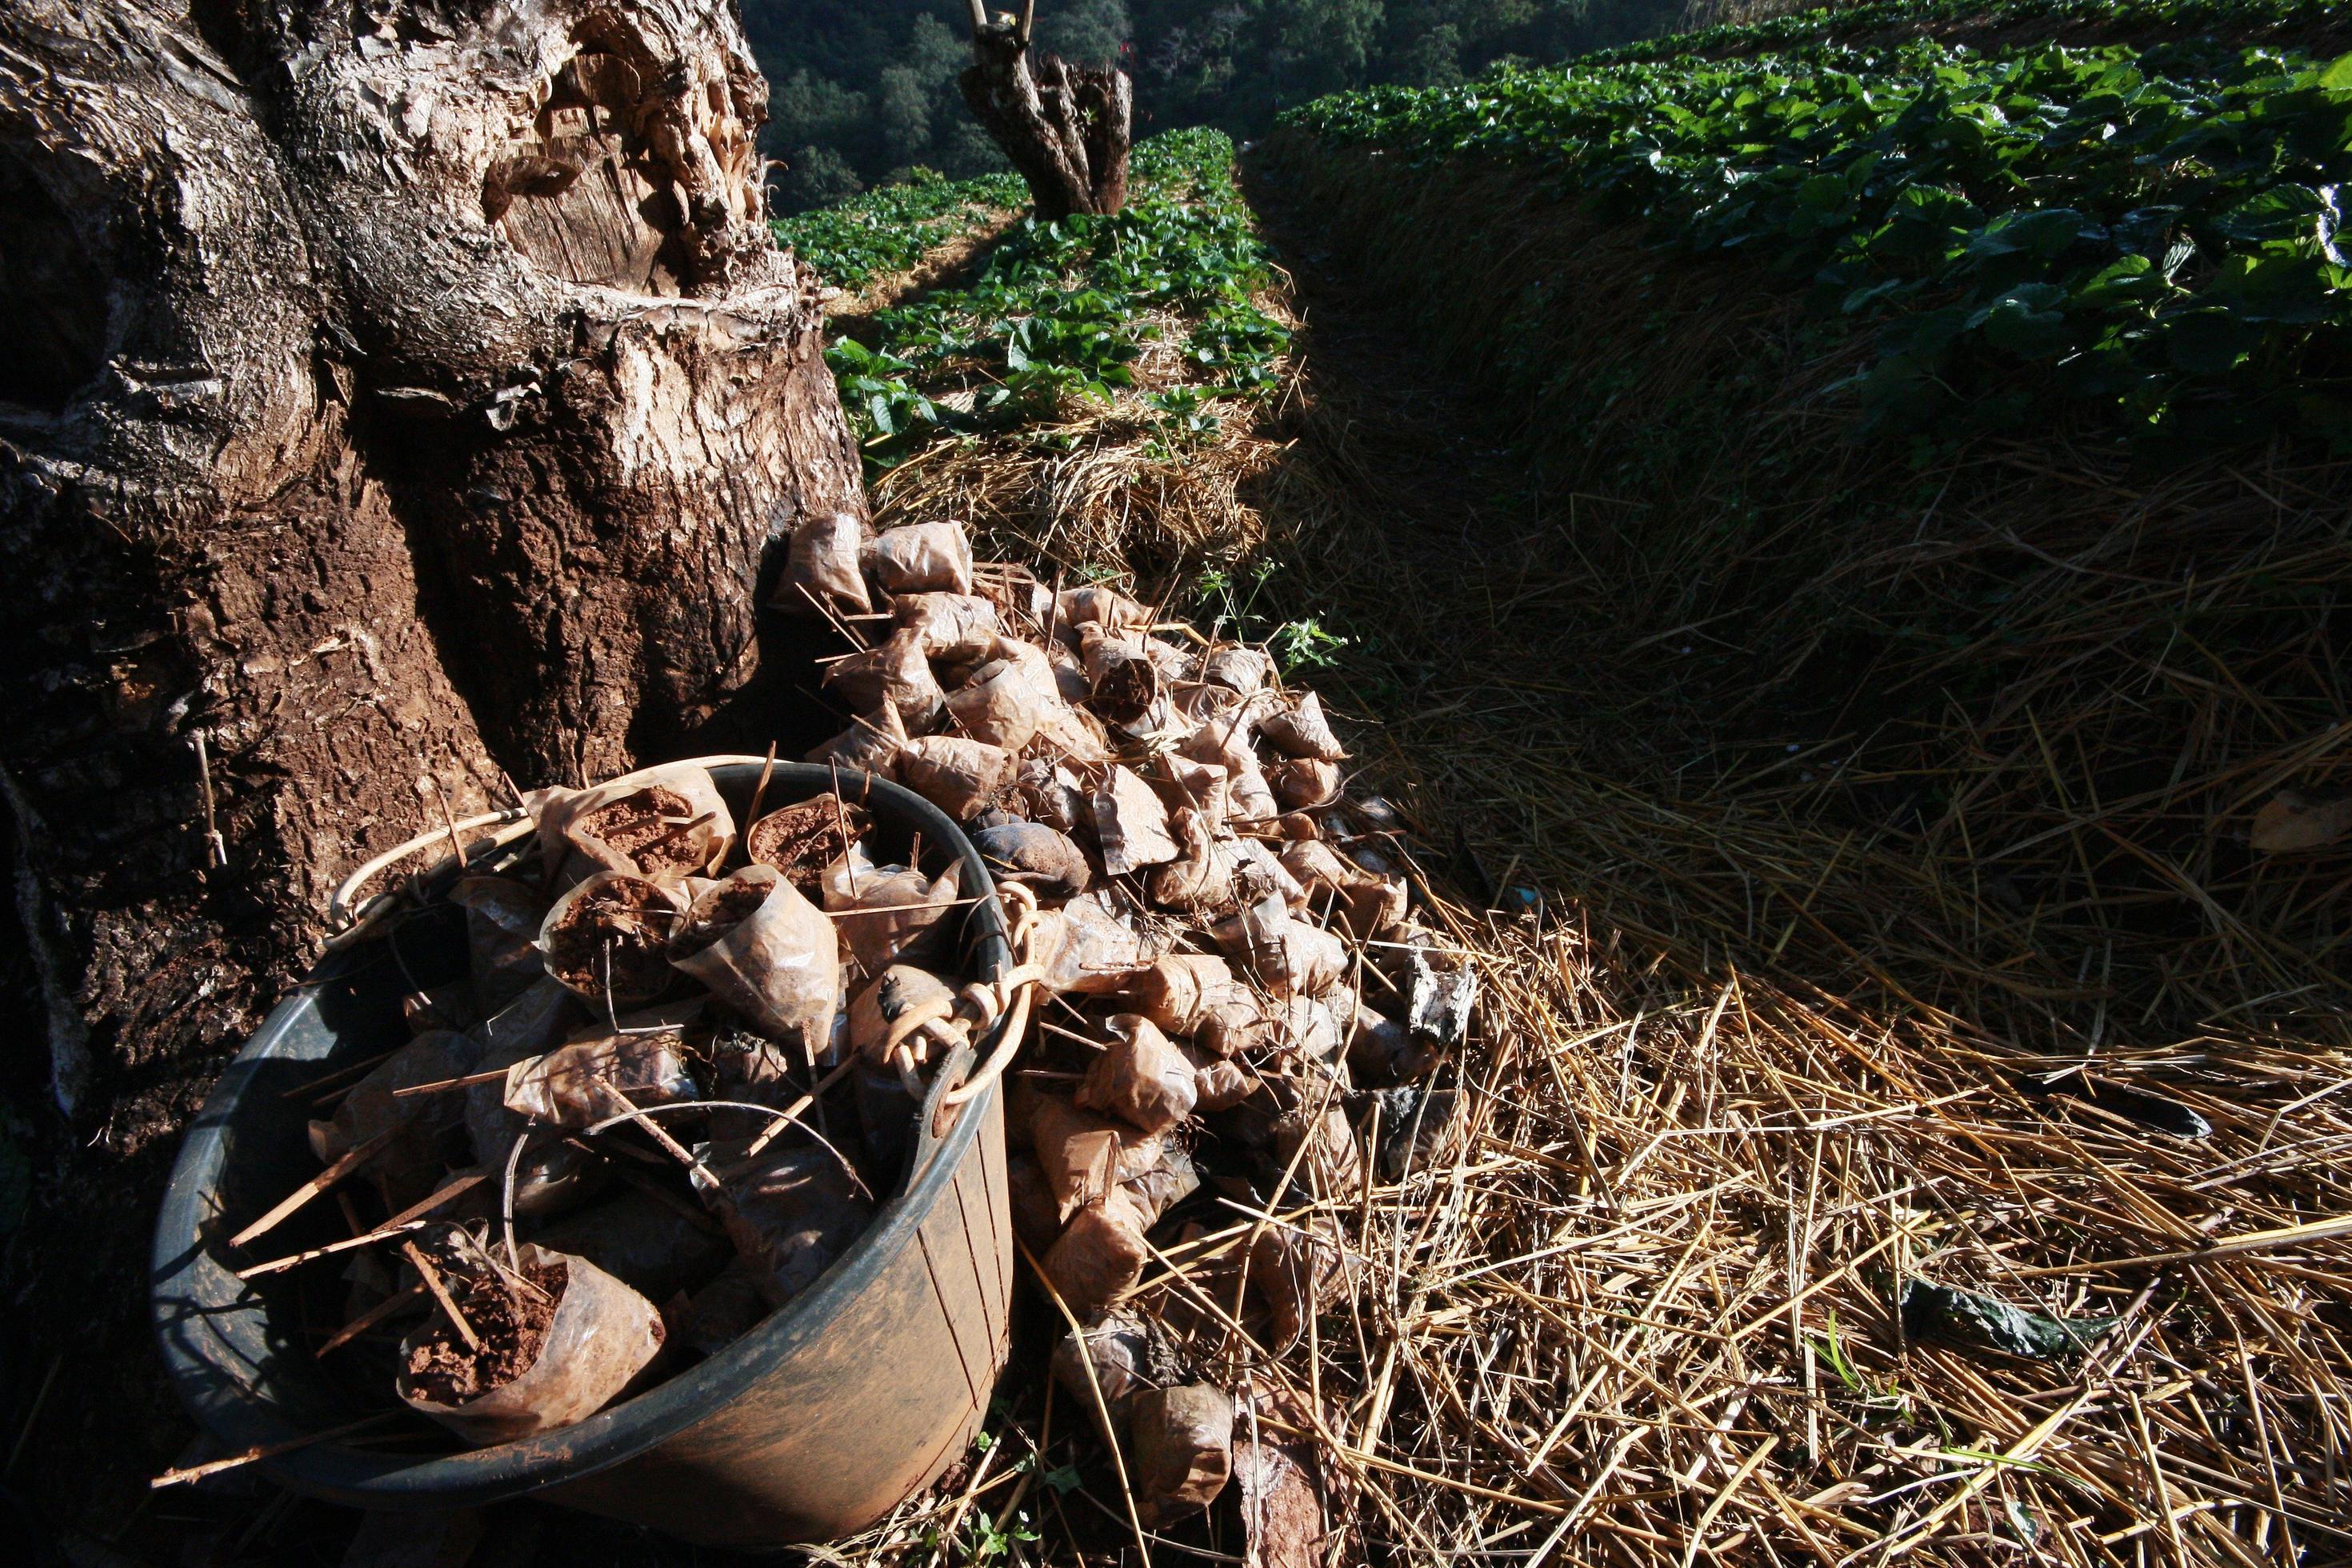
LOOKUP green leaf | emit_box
[2161,309,2265,374]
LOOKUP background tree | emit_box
[959,0,1134,220]
[742,1,1690,210]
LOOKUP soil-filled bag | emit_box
[502,1008,702,1127]
[862,521,974,596]
[537,872,687,1009]
[781,511,873,618]
[894,592,1001,662]
[847,965,959,1068]
[806,705,908,777]
[1258,690,1346,762]
[396,1242,664,1446]
[746,795,874,894]
[311,1030,482,1212]
[973,820,1091,899]
[822,630,944,733]
[897,735,1014,821]
[944,658,1046,752]
[822,849,961,975]
[703,1144,876,1308]
[532,764,734,886]
[670,866,840,1050]
[533,1190,731,1302]
[449,875,549,1011]
[462,981,602,1220]
[1030,890,1166,995]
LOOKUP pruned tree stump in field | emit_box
[959,0,1132,222]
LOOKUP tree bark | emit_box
[0,0,865,1123]
[959,6,1132,221]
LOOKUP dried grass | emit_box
[828,149,2352,1567]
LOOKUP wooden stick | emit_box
[314,1285,426,1358]
[150,1414,398,1490]
[236,1174,488,1278]
[229,1126,398,1249]
[277,1046,398,1102]
[402,1241,479,1352]
[745,742,780,834]
[391,1066,513,1098]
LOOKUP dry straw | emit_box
[823,151,2352,1566]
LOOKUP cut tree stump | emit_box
[0,0,867,1116]
[960,1,1132,221]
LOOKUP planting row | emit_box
[1586,0,2347,67]
[1284,37,2352,449]
[771,166,1026,293]
[822,129,1291,474]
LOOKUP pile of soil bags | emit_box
[783,514,1474,1530]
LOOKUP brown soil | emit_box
[402,1259,566,1406]
[544,878,679,1001]
[745,795,872,892]
[670,877,773,960]
[574,786,709,878]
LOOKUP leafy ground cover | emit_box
[770,166,1025,292]
[819,128,1292,476]
[1592,0,2349,66]
[1284,33,2352,450]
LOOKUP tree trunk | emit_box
[0,0,863,1118]
[959,6,1132,221]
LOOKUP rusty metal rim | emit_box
[151,764,1009,1510]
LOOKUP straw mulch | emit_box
[836,175,2352,1566]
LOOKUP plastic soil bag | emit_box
[1050,1310,1161,1424]
[502,1010,701,1126]
[1054,584,1151,634]
[1130,955,1269,1058]
[397,1238,663,1445]
[1014,758,1089,835]
[534,764,734,884]
[894,591,1000,661]
[782,510,873,618]
[1269,758,1342,812]
[681,1255,772,1356]
[1148,808,1234,913]
[1200,646,1270,695]
[1091,764,1180,876]
[944,658,1046,752]
[705,1143,875,1308]
[1214,897,1350,998]
[1031,1094,1163,1219]
[463,985,605,1220]
[670,866,840,1049]
[806,705,908,777]
[1121,1142,1200,1227]
[1279,841,1407,939]
[896,735,1014,820]
[973,819,1091,898]
[1042,1190,1152,1317]
[449,875,548,1011]
[1258,691,1346,762]
[848,964,959,1068]
[1031,890,1165,994]
[746,794,874,894]
[315,1030,481,1211]
[533,1189,730,1302]
[1076,1015,1198,1134]
[862,520,974,596]
[823,850,960,975]
[822,630,945,732]
[537,872,687,1008]
[1129,1384,1235,1526]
